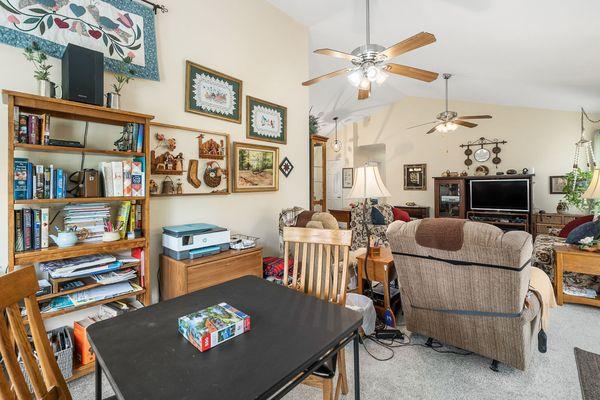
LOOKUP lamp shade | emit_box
[583,169,600,199]
[348,164,391,199]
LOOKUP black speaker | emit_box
[62,44,104,106]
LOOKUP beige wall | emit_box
[338,96,597,213]
[0,0,309,315]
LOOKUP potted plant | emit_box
[23,42,54,97]
[563,169,600,214]
[107,54,136,109]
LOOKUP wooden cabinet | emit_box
[533,213,581,237]
[310,135,328,211]
[160,247,263,300]
[394,206,430,219]
[434,178,466,218]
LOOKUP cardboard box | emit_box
[73,317,97,365]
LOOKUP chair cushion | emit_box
[565,221,600,244]
[371,207,386,225]
[392,207,411,222]
[559,215,594,238]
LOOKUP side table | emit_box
[554,245,600,307]
[356,247,401,324]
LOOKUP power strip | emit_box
[374,329,403,340]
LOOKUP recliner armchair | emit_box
[387,219,542,371]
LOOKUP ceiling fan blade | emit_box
[379,32,437,60]
[407,121,438,129]
[385,64,439,82]
[457,115,493,120]
[302,68,351,86]
[314,48,357,61]
[358,82,371,100]
[454,120,478,128]
[426,124,440,134]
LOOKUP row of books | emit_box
[120,123,145,153]
[63,203,111,243]
[99,158,145,197]
[14,158,67,200]
[116,201,143,240]
[14,109,51,145]
[14,208,49,251]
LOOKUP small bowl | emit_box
[102,231,121,242]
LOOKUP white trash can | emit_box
[345,293,376,336]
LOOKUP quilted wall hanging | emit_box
[0,0,159,80]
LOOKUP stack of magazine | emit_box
[41,281,141,313]
[40,254,120,279]
[63,203,111,243]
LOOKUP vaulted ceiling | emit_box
[268,0,600,130]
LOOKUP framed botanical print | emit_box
[404,164,427,190]
[246,96,287,144]
[550,175,567,194]
[342,168,354,189]
[185,61,243,123]
[233,142,279,192]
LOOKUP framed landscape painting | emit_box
[185,61,242,123]
[404,164,427,190]
[233,142,279,192]
[246,96,287,144]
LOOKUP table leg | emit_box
[357,259,364,295]
[353,331,360,400]
[95,358,102,400]
[555,253,564,306]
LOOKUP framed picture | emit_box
[279,157,294,178]
[550,175,568,194]
[233,142,279,192]
[404,164,427,190]
[246,96,287,144]
[185,61,243,124]
[342,168,354,189]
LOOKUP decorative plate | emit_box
[464,148,473,156]
[464,158,473,166]
[474,148,490,162]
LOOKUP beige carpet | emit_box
[69,303,600,400]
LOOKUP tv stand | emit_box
[466,211,529,232]
[433,174,534,233]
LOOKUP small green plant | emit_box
[563,169,600,213]
[112,56,136,95]
[23,42,52,81]
[309,114,320,135]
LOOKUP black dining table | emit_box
[88,275,363,399]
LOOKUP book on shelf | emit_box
[116,201,131,239]
[119,123,145,153]
[178,303,251,352]
[14,112,51,145]
[98,159,145,198]
[13,158,67,200]
[14,207,50,252]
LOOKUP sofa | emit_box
[349,203,394,251]
[387,218,542,370]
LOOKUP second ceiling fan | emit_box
[302,0,439,100]
[408,74,493,134]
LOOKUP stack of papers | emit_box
[92,269,137,285]
[40,282,141,314]
[63,203,110,242]
[40,254,121,279]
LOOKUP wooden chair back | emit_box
[0,266,71,400]
[282,227,352,305]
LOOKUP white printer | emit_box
[162,223,230,260]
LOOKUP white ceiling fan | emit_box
[302,0,439,100]
[408,73,493,134]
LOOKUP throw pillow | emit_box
[559,215,594,238]
[371,207,386,225]
[565,221,600,245]
[392,207,411,222]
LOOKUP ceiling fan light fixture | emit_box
[375,68,388,85]
[366,65,379,81]
[348,70,362,87]
[359,77,371,90]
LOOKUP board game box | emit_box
[178,303,251,352]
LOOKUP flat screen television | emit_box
[470,179,530,212]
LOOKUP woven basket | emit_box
[204,161,223,188]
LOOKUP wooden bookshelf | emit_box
[15,196,146,205]
[4,89,154,313]
[14,142,145,157]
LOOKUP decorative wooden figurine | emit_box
[176,179,183,194]
[151,133,183,175]
[149,179,158,194]
[198,134,225,159]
